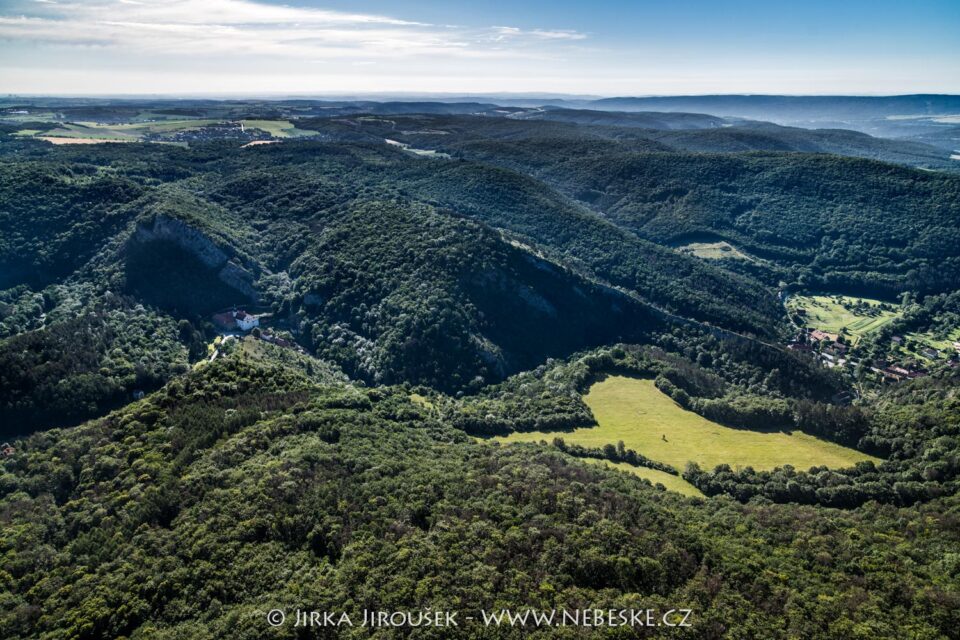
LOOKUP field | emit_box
[38,137,134,145]
[677,240,755,262]
[787,294,900,344]
[240,119,315,138]
[14,118,316,142]
[583,459,704,496]
[496,376,879,477]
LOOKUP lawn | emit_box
[496,376,879,475]
[787,294,900,344]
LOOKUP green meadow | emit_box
[497,377,879,481]
[583,459,704,497]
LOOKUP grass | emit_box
[678,240,754,262]
[409,393,436,411]
[496,376,879,474]
[241,119,315,138]
[787,294,900,345]
[583,459,704,497]
[41,124,137,141]
[38,120,221,142]
[901,327,960,361]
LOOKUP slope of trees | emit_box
[1,351,957,639]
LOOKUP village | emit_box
[787,326,960,385]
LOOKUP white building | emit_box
[235,310,259,331]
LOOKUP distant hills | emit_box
[586,94,960,150]
[588,94,960,120]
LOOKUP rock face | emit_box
[134,215,229,268]
[132,214,260,301]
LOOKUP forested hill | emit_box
[0,136,784,433]
[3,109,960,433]
[1,345,957,639]
[589,94,960,121]
[442,137,960,296]
[510,109,956,170]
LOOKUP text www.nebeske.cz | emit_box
[273,608,693,628]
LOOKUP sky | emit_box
[1,0,958,96]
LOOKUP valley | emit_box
[0,96,958,640]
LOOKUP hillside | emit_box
[448,141,960,296]
[1,348,957,639]
[588,94,960,151]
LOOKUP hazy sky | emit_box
[1,0,958,96]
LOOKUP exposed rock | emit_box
[218,261,259,301]
[134,215,229,268]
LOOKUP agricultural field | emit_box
[240,119,315,138]
[787,293,900,344]
[496,376,878,475]
[12,118,317,143]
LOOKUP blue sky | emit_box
[1,0,958,95]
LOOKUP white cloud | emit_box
[491,26,587,42]
[0,0,585,61]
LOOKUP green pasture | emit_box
[496,376,879,476]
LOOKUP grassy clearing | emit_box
[410,393,435,411]
[496,376,878,473]
[787,294,899,345]
[678,240,754,261]
[583,459,704,496]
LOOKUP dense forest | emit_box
[1,100,959,638]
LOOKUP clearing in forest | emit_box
[583,459,704,496]
[497,377,879,480]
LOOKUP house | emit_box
[891,336,904,345]
[234,310,259,331]
[212,309,260,331]
[809,329,838,343]
[1,442,14,457]
[922,348,940,360]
